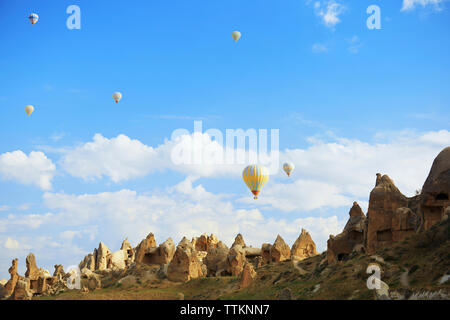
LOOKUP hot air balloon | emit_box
[25,105,34,116]
[283,162,295,177]
[29,13,39,25]
[112,92,122,103]
[232,31,241,42]
[243,165,269,199]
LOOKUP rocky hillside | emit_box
[29,218,450,300]
[0,147,449,300]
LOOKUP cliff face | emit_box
[366,175,421,254]
[329,146,450,259]
[327,202,366,263]
[420,147,450,230]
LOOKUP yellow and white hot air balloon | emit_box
[112,92,122,103]
[242,165,269,199]
[232,31,241,42]
[283,162,295,177]
[25,105,34,116]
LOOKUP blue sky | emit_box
[0,0,449,278]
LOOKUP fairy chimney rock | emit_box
[232,234,246,248]
[291,229,318,261]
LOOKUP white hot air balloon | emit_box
[112,92,122,103]
[29,13,39,25]
[25,105,34,116]
[232,31,241,42]
[283,162,295,177]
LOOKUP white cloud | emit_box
[1,213,54,230]
[40,179,345,251]
[17,203,31,211]
[347,35,363,54]
[0,233,85,279]
[58,130,449,203]
[59,230,80,241]
[50,132,65,142]
[401,0,445,11]
[240,179,353,212]
[59,132,277,182]
[0,150,56,190]
[312,43,328,53]
[60,134,158,182]
[281,130,450,199]
[4,237,20,250]
[312,1,346,28]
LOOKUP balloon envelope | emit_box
[29,13,39,24]
[25,105,34,116]
[283,162,295,177]
[112,92,122,103]
[242,165,269,199]
[232,31,241,42]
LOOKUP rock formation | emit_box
[366,174,421,254]
[80,268,102,291]
[291,229,318,261]
[260,235,292,264]
[271,235,291,263]
[156,238,176,264]
[226,244,246,276]
[224,234,265,276]
[239,263,257,289]
[120,237,135,266]
[108,249,128,271]
[327,147,449,260]
[327,202,366,263]
[261,243,272,264]
[204,244,229,276]
[79,238,136,273]
[95,242,111,271]
[79,253,96,271]
[25,253,40,281]
[53,265,65,281]
[167,240,206,282]
[135,233,157,264]
[232,233,246,248]
[24,253,55,295]
[135,236,175,265]
[420,147,450,230]
[12,278,33,300]
[1,259,19,298]
[0,254,67,299]
[105,238,137,271]
[192,233,219,252]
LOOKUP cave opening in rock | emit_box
[337,253,349,261]
[435,193,449,200]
